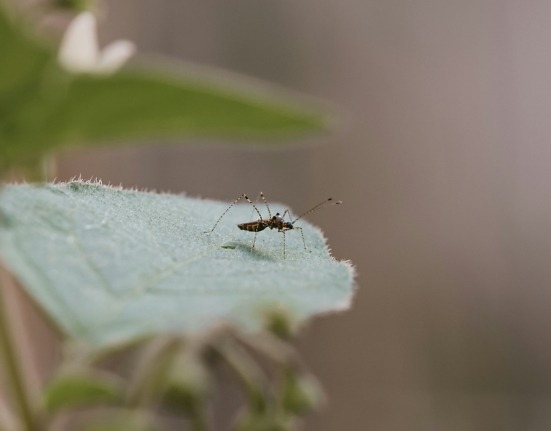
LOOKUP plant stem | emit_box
[0,274,38,431]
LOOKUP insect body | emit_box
[206,193,341,258]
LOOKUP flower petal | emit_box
[96,40,136,73]
[58,12,100,72]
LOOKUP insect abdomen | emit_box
[238,222,267,232]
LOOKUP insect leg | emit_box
[293,226,306,250]
[280,209,306,255]
[282,229,286,259]
[252,230,258,250]
[205,194,263,233]
[248,191,272,223]
[247,193,269,252]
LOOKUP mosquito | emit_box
[205,192,342,258]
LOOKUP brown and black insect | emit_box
[205,192,342,258]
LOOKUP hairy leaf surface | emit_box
[0,182,354,348]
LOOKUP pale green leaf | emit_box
[0,182,354,348]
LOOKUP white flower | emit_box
[58,12,136,74]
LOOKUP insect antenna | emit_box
[291,198,342,224]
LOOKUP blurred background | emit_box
[47,0,551,429]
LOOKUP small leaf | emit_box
[280,369,324,415]
[43,371,123,412]
[0,181,355,348]
[263,305,299,339]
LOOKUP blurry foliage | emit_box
[0,2,352,431]
[50,0,93,12]
[0,2,328,173]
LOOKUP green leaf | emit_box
[0,181,355,348]
[43,371,123,412]
[40,69,329,148]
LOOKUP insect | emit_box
[205,192,342,258]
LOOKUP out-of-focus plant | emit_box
[0,3,354,431]
[0,2,328,175]
[57,11,135,74]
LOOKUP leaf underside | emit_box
[0,182,354,348]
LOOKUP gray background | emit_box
[52,1,551,430]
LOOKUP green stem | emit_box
[0,278,39,431]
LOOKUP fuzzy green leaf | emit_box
[0,182,354,348]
